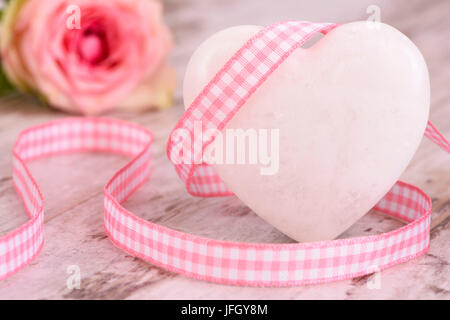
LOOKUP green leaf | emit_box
[0,1,11,19]
[0,65,15,95]
[0,0,18,95]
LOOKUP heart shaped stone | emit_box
[183,21,430,242]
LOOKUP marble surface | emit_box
[0,0,449,299]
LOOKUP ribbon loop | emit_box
[0,117,447,286]
[164,21,449,285]
[167,21,337,196]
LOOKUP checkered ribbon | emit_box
[165,21,449,285]
[0,22,448,287]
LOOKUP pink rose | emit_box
[0,0,176,115]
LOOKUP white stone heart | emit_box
[183,21,430,242]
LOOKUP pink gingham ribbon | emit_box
[0,22,449,287]
[166,21,450,285]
